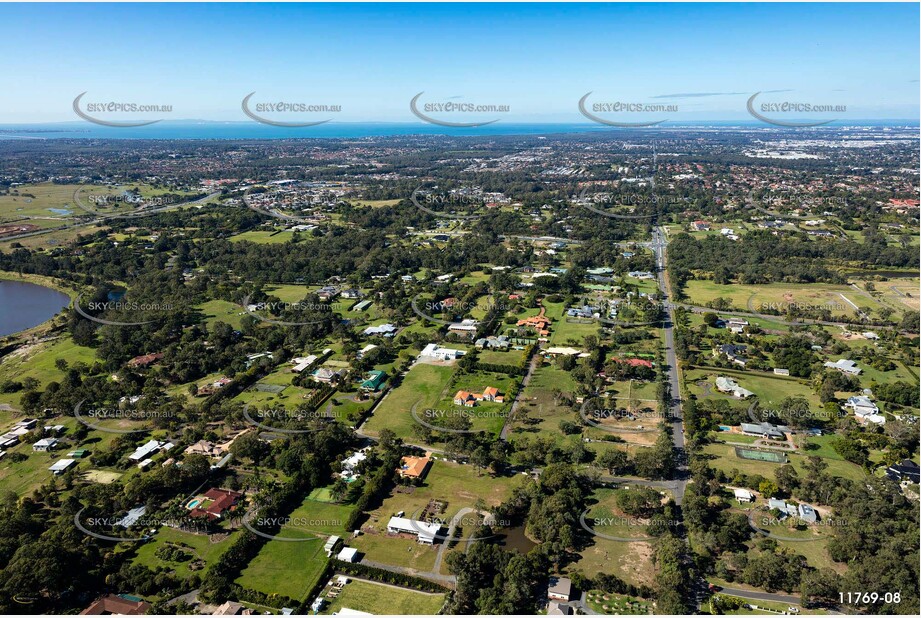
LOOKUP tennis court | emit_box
[735,447,788,463]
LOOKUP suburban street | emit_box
[652,226,689,504]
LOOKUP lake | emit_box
[0,280,71,337]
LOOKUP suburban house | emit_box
[547,601,573,615]
[566,305,599,318]
[33,437,59,452]
[363,323,397,337]
[627,270,655,279]
[767,498,798,517]
[733,488,755,503]
[447,319,479,338]
[453,386,504,406]
[517,312,552,336]
[128,439,170,462]
[386,516,443,544]
[845,395,879,417]
[360,370,387,392]
[397,455,432,480]
[740,422,787,440]
[886,459,921,484]
[768,499,817,523]
[189,488,243,521]
[312,368,344,384]
[316,286,340,301]
[291,354,321,373]
[715,376,754,399]
[475,335,511,350]
[80,594,151,615]
[49,458,77,475]
[212,601,251,615]
[798,503,817,523]
[420,343,465,361]
[715,344,748,367]
[547,576,573,602]
[184,439,224,458]
[824,358,862,375]
[341,288,363,299]
[127,352,164,369]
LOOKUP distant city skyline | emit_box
[0,2,918,124]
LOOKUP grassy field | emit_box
[506,360,588,449]
[683,280,883,319]
[132,527,237,582]
[320,579,444,615]
[0,183,88,221]
[228,230,300,244]
[196,299,246,329]
[361,362,455,440]
[685,367,823,412]
[236,527,330,601]
[0,337,97,407]
[350,199,403,208]
[569,531,656,588]
[702,442,866,482]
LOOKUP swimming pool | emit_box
[186,499,201,509]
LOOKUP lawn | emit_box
[361,362,455,440]
[320,579,445,615]
[132,527,236,582]
[236,528,330,601]
[703,442,866,482]
[685,367,822,413]
[197,299,246,329]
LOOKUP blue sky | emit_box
[1,2,917,123]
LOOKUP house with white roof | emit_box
[128,439,166,461]
[49,459,76,475]
[845,395,879,417]
[387,516,443,545]
[419,343,465,361]
[33,438,59,452]
[733,488,755,503]
[715,376,754,399]
[824,358,861,375]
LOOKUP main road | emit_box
[651,226,689,504]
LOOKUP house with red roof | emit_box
[188,488,243,521]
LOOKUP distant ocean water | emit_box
[0,120,916,140]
